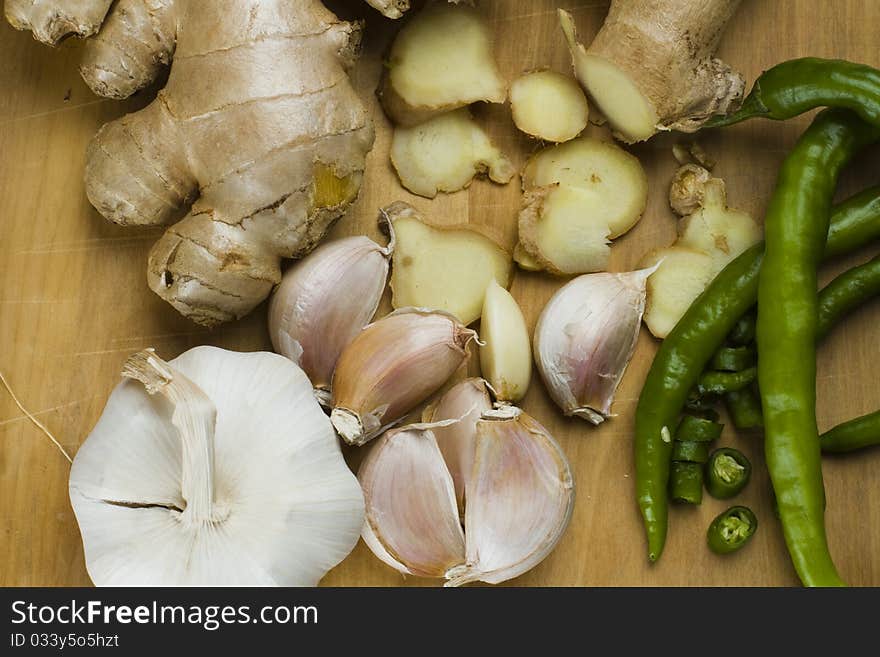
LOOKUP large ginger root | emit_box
[365,0,410,19]
[5,0,413,44]
[515,137,648,275]
[6,0,376,326]
[391,108,515,198]
[641,164,762,338]
[379,2,506,127]
[559,1,745,143]
[5,0,113,44]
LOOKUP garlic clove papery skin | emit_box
[423,378,493,515]
[268,235,391,401]
[331,308,478,446]
[424,379,493,516]
[358,422,466,578]
[446,406,574,587]
[69,347,364,586]
[479,280,532,403]
[533,267,654,424]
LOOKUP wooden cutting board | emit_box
[2,0,879,587]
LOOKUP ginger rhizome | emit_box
[560,1,745,143]
[7,0,376,326]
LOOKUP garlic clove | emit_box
[268,232,392,402]
[331,308,477,446]
[447,406,574,586]
[479,280,532,403]
[423,378,493,515]
[533,267,654,424]
[358,422,466,578]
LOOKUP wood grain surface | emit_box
[2,0,879,587]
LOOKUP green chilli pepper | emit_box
[705,58,880,129]
[717,249,879,431]
[725,387,764,430]
[675,415,723,442]
[683,395,721,420]
[816,253,880,341]
[669,462,702,505]
[635,184,880,563]
[697,366,757,395]
[821,410,880,453]
[710,346,756,372]
[756,110,880,587]
[705,448,751,499]
[672,440,710,464]
[707,506,758,555]
[728,313,756,346]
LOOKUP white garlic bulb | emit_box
[533,267,654,424]
[359,403,574,586]
[268,233,392,404]
[69,347,364,586]
[331,308,478,446]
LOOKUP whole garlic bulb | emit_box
[534,267,654,424]
[69,347,364,586]
[268,233,392,404]
[331,308,477,446]
[359,403,574,586]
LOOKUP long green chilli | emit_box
[821,410,880,453]
[706,58,880,129]
[635,184,880,563]
[816,253,880,341]
[756,110,880,587]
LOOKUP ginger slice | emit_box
[641,246,717,339]
[515,137,647,275]
[382,202,513,326]
[390,108,515,198]
[642,165,763,338]
[510,70,589,143]
[379,3,506,127]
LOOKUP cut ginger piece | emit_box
[383,201,513,326]
[641,247,717,339]
[391,108,515,198]
[510,70,589,142]
[642,164,763,338]
[515,136,647,275]
[379,3,506,127]
[518,186,611,274]
[559,4,744,143]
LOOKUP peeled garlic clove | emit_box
[358,422,466,578]
[448,406,574,587]
[479,280,532,403]
[331,308,478,446]
[423,378,493,514]
[268,233,392,403]
[534,267,654,424]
